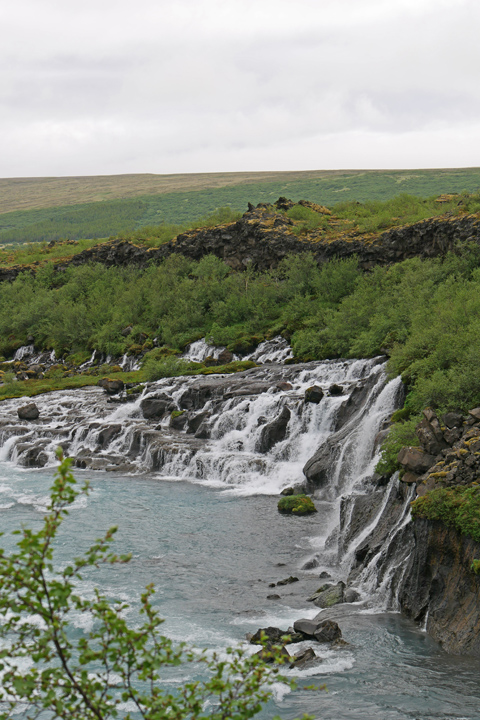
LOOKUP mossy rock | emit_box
[171,410,185,419]
[277,494,317,515]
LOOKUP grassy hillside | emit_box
[2,168,480,245]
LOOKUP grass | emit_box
[2,167,480,245]
[0,360,257,402]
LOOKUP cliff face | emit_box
[2,202,480,283]
[399,519,480,655]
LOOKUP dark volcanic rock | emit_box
[289,647,319,669]
[97,424,122,448]
[313,620,342,643]
[304,386,324,404]
[255,406,291,453]
[140,394,174,419]
[399,519,480,656]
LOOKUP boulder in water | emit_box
[304,385,324,404]
[312,581,345,608]
[17,403,39,420]
[255,405,291,453]
[313,619,342,643]
[140,394,174,419]
[289,647,319,669]
[19,446,48,467]
[328,383,343,396]
[170,410,188,430]
[97,424,122,448]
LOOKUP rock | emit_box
[293,618,321,637]
[277,381,293,391]
[194,421,211,439]
[443,427,462,444]
[17,403,39,420]
[280,487,295,496]
[469,407,480,421]
[255,406,291,453]
[343,588,360,603]
[401,471,420,484]
[289,647,318,669]
[97,424,122,448]
[169,411,187,430]
[267,594,281,600]
[249,626,289,645]
[313,581,345,609]
[304,385,324,404]
[217,349,233,364]
[140,394,173,419]
[328,383,343,396]
[121,325,133,336]
[186,410,210,434]
[415,414,448,455]
[19,446,48,468]
[399,518,480,656]
[397,446,437,474]
[443,411,464,429]
[276,576,299,586]
[102,379,125,395]
[313,619,342,643]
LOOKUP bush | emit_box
[277,495,317,515]
[411,483,480,542]
[375,417,420,476]
[0,454,305,720]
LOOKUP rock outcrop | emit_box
[395,405,480,655]
[2,201,480,284]
[399,520,480,655]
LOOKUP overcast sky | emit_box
[1,0,480,177]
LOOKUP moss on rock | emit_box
[277,494,317,515]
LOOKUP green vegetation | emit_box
[2,167,480,246]
[375,418,420,476]
[0,454,303,719]
[411,483,480,543]
[277,495,317,515]
[471,559,480,575]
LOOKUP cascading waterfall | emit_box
[0,352,413,613]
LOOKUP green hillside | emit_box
[1,168,480,245]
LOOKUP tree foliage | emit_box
[0,453,299,720]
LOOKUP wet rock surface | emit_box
[399,519,480,656]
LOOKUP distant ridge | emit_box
[0,170,364,214]
[2,168,480,214]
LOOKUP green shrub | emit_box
[142,355,191,381]
[411,483,480,542]
[375,417,420,476]
[277,494,317,515]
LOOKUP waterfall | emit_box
[0,356,413,611]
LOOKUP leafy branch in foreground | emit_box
[0,451,302,720]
